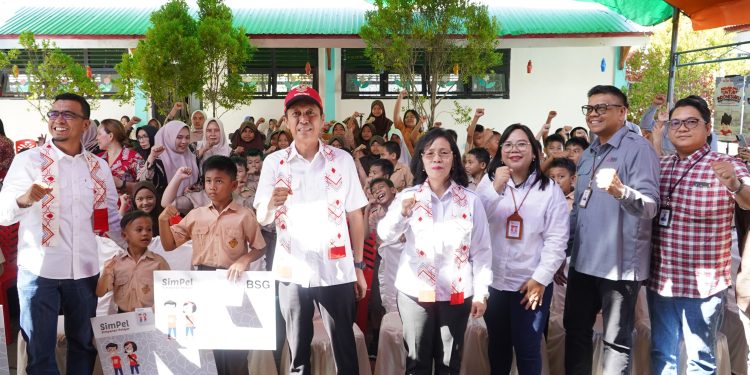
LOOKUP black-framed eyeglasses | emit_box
[668,118,705,130]
[48,111,86,121]
[581,104,625,116]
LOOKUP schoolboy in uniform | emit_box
[96,210,170,312]
[160,155,266,375]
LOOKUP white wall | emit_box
[0,98,136,142]
[1,45,616,146]
[219,45,618,145]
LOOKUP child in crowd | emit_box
[365,159,394,190]
[547,157,577,210]
[96,210,170,312]
[564,136,590,166]
[381,141,413,191]
[242,149,263,202]
[363,178,399,355]
[161,159,252,214]
[541,134,566,172]
[159,155,266,375]
[464,147,490,191]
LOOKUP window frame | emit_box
[240,48,319,99]
[341,48,510,100]
[0,48,126,98]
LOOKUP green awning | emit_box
[578,0,673,26]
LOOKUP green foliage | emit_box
[450,100,472,126]
[197,0,255,118]
[360,0,500,127]
[625,17,750,122]
[115,0,204,117]
[11,32,100,121]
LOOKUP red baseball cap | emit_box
[284,84,323,112]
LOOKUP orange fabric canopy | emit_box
[667,0,750,30]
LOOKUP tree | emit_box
[115,0,204,117]
[625,17,750,122]
[197,0,255,118]
[1,32,100,121]
[360,0,501,127]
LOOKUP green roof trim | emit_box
[0,4,645,37]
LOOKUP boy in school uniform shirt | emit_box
[160,155,266,375]
[381,141,413,191]
[97,210,170,312]
[255,85,368,375]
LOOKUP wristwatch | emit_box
[354,261,366,270]
[731,180,745,194]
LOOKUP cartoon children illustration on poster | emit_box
[720,113,734,137]
[124,341,139,374]
[106,343,124,375]
[183,302,197,337]
[164,301,177,339]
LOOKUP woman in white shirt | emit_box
[378,128,492,374]
[476,123,569,375]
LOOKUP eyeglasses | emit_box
[137,136,150,140]
[667,118,705,130]
[422,150,453,160]
[581,104,625,116]
[501,141,531,152]
[48,111,86,121]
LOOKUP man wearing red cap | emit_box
[255,85,368,374]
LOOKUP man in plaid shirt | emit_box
[648,95,750,374]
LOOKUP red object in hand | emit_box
[169,214,182,225]
[527,60,532,74]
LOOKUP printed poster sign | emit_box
[92,309,216,374]
[154,270,276,350]
[715,76,745,142]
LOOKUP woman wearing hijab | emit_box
[356,123,376,148]
[117,181,162,236]
[366,99,393,137]
[189,109,207,149]
[196,118,231,164]
[80,119,101,154]
[147,118,162,128]
[136,125,169,198]
[387,126,412,166]
[152,121,199,196]
[230,120,266,155]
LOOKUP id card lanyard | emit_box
[506,178,533,240]
[658,150,709,228]
[579,147,614,208]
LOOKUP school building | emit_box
[0,1,649,142]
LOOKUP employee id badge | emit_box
[658,207,673,228]
[328,245,346,260]
[505,212,524,240]
[450,292,465,305]
[579,187,593,208]
[418,289,436,303]
[92,208,109,233]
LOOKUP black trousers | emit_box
[279,281,359,375]
[563,267,641,375]
[397,291,472,375]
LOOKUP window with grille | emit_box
[1,48,127,97]
[341,48,510,99]
[241,48,319,98]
